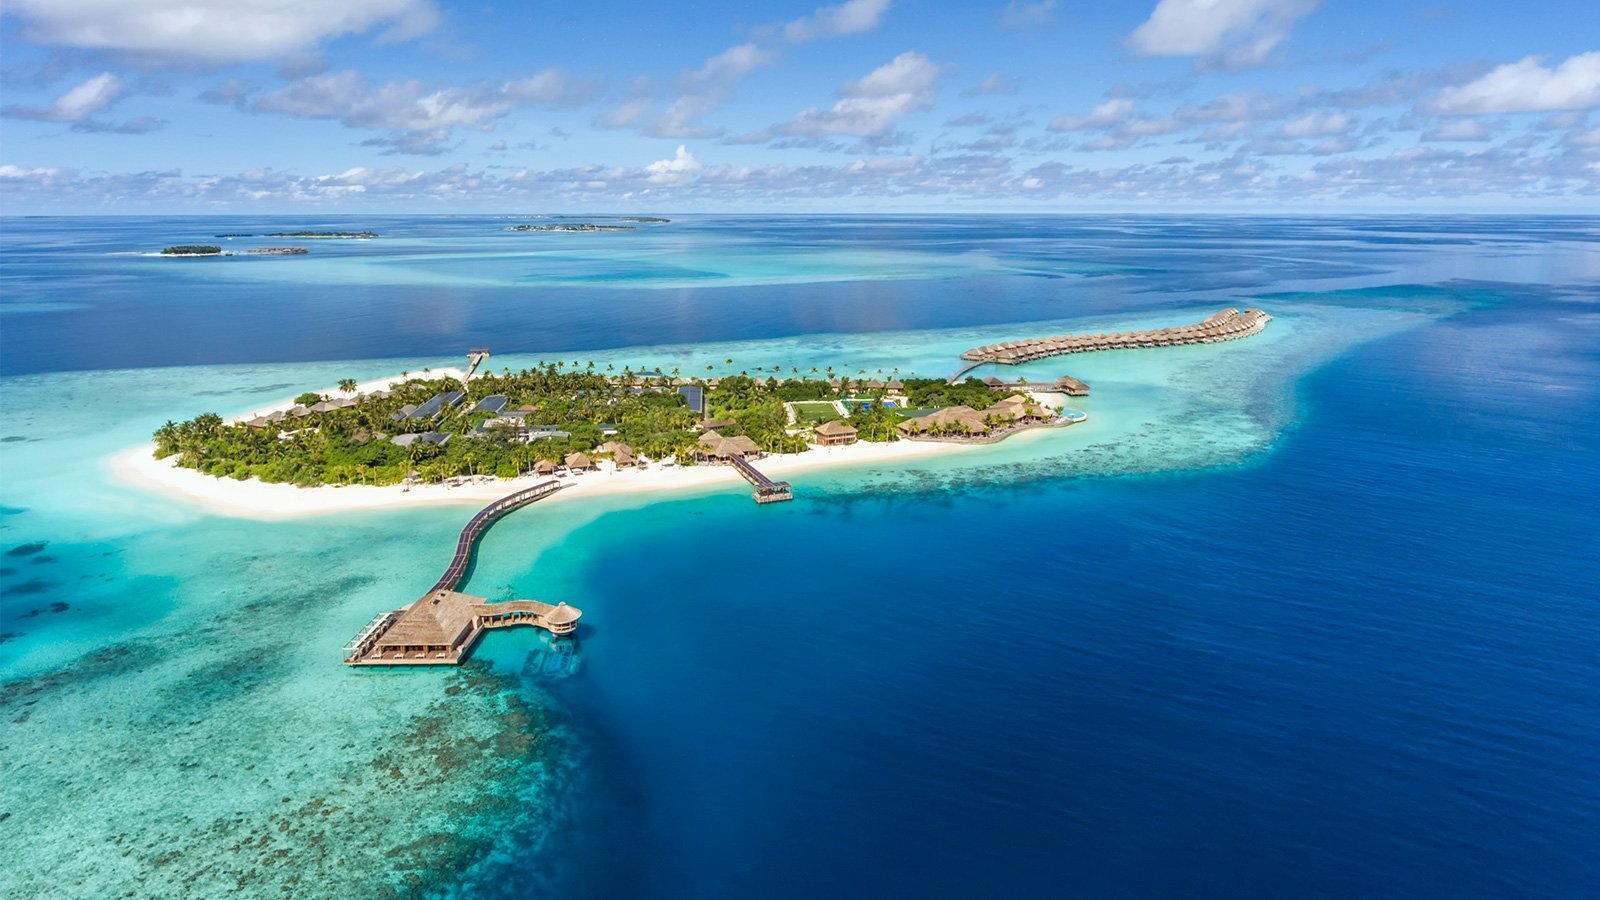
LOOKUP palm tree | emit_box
[338,378,358,393]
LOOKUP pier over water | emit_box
[345,479,581,666]
[951,307,1271,381]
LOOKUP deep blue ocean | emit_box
[1,215,1597,898]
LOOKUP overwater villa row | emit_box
[960,307,1272,366]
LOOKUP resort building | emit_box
[470,395,509,415]
[564,451,596,471]
[812,420,858,446]
[677,384,706,416]
[697,431,762,461]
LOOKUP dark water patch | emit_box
[31,555,55,564]
[1,435,36,443]
[0,506,27,516]
[5,542,47,557]
[6,578,54,596]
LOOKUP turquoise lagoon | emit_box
[2,216,1597,898]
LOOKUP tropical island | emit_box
[506,223,637,232]
[263,231,378,239]
[160,244,223,256]
[150,363,1081,488]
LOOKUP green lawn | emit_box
[790,401,840,424]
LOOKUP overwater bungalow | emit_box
[812,420,858,446]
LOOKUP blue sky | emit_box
[1,0,1597,212]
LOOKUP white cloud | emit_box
[1,72,124,122]
[1281,111,1351,138]
[1421,119,1496,142]
[5,0,439,65]
[255,69,595,139]
[783,0,891,43]
[645,145,703,184]
[1129,0,1320,68]
[1001,0,1056,29]
[1429,52,1600,114]
[1049,99,1135,131]
[766,52,946,141]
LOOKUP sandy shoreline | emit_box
[110,434,979,520]
[108,366,1011,520]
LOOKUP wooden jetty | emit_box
[729,455,793,504]
[464,347,491,383]
[344,479,581,666]
[950,308,1271,381]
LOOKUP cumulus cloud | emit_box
[1129,0,1320,68]
[253,69,596,150]
[1429,52,1600,114]
[4,0,439,66]
[782,0,892,43]
[2,71,124,121]
[752,52,945,145]
[0,71,163,132]
[645,145,704,184]
[597,43,777,139]
[1001,0,1056,29]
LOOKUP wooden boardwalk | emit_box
[950,308,1271,380]
[344,479,581,666]
[729,455,793,504]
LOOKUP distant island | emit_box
[506,223,636,232]
[551,216,670,223]
[157,245,308,257]
[264,231,378,239]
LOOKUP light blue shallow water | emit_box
[1,216,1598,898]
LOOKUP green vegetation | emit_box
[160,245,222,255]
[902,377,1001,409]
[153,364,943,487]
[790,401,839,424]
[506,223,635,232]
[263,231,377,238]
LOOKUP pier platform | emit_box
[344,479,581,666]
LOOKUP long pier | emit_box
[729,455,793,504]
[950,308,1271,381]
[345,479,581,666]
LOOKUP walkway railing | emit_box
[426,479,563,595]
[728,455,792,503]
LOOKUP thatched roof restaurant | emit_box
[812,419,858,445]
[697,431,761,459]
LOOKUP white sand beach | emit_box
[110,432,978,520]
[108,365,1004,520]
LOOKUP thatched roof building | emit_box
[697,431,761,459]
[897,406,991,436]
[374,590,479,656]
[564,451,594,470]
[813,419,858,446]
